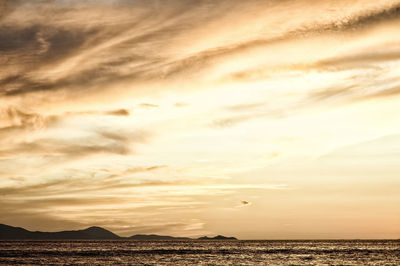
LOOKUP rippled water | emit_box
[0,240,399,265]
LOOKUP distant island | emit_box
[129,234,191,240]
[0,224,237,240]
[198,235,237,240]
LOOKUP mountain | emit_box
[129,234,191,240]
[198,235,238,240]
[0,224,120,240]
[0,224,33,239]
[0,224,238,240]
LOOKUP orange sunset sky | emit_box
[0,0,399,239]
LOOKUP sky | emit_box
[0,0,399,239]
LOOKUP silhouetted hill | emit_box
[0,224,33,239]
[198,235,237,240]
[0,224,238,240]
[0,224,120,240]
[129,234,191,240]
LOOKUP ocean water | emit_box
[0,240,399,265]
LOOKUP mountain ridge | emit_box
[0,224,237,240]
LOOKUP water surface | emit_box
[0,240,399,265]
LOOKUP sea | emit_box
[0,240,399,265]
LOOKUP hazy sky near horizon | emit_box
[0,0,400,239]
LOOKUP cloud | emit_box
[122,165,167,175]
[0,107,59,142]
[105,109,130,116]
[0,132,132,159]
[1,0,400,239]
[0,0,398,101]
[0,107,57,129]
[64,109,131,116]
[0,126,150,178]
[139,103,159,108]
[314,51,400,70]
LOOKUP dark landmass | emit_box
[0,224,119,240]
[198,235,238,240]
[129,234,191,240]
[0,224,237,240]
